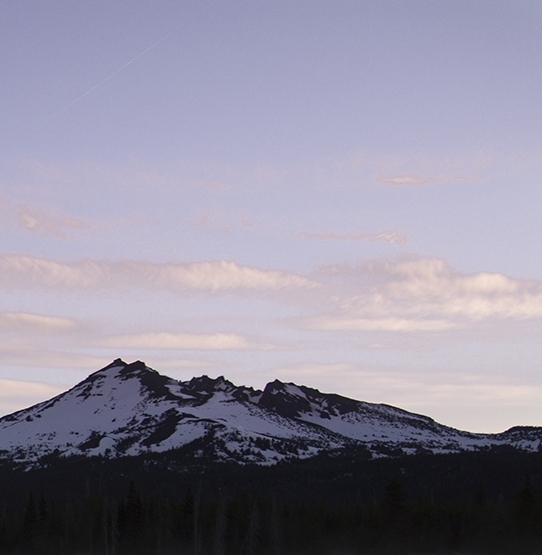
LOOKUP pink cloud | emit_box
[0,254,318,293]
[377,174,441,186]
[297,230,407,246]
[0,195,89,238]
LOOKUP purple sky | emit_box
[1,1,542,432]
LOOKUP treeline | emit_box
[1,448,542,553]
[2,478,542,554]
[3,446,542,508]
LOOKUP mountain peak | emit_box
[104,357,128,369]
[1,359,542,466]
[260,380,311,419]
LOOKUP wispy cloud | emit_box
[307,317,457,332]
[320,149,493,189]
[105,332,274,351]
[0,378,64,399]
[0,312,76,332]
[189,208,271,236]
[0,254,317,293]
[306,257,542,332]
[376,174,441,186]
[0,350,115,370]
[191,207,406,246]
[0,378,66,417]
[372,150,494,186]
[17,205,89,238]
[0,196,89,238]
[2,254,541,334]
[297,229,407,247]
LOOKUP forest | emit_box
[1,446,542,554]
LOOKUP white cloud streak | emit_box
[106,332,274,351]
[17,206,89,238]
[308,317,457,332]
[1,253,541,335]
[309,257,542,332]
[0,379,65,417]
[0,196,89,238]
[376,174,441,186]
[0,312,76,332]
[297,229,407,247]
[0,194,147,239]
[0,379,64,399]
[0,254,316,293]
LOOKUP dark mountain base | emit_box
[1,448,542,554]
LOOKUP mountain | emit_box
[0,359,540,466]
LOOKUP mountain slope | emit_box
[0,359,540,465]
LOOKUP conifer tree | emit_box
[246,500,261,555]
[23,491,37,540]
[117,481,144,554]
[179,488,195,545]
[213,497,227,555]
[515,476,541,547]
[270,494,282,555]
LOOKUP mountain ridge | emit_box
[0,358,540,466]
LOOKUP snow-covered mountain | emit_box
[0,359,540,465]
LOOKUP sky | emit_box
[1,0,542,433]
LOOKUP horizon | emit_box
[1,1,542,433]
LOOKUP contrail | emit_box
[45,33,171,122]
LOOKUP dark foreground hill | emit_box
[1,448,542,554]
